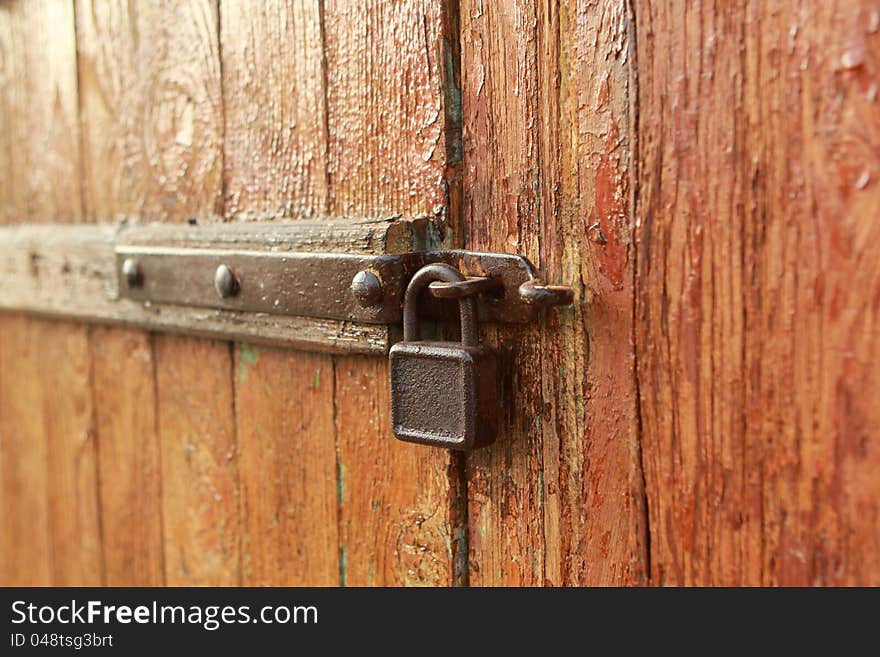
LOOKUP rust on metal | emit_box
[518,279,575,308]
[427,275,502,300]
[404,264,477,345]
[115,245,570,325]
[350,270,384,308]
[390,263,498,451]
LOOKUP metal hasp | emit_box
[390,264,498,451]
[115,245,573,451]
[115,246,573,325]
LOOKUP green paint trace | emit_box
[338,546,348,587]
[337,461,348,505]
[237,343,260,383]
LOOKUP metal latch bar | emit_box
[115,246,568,325]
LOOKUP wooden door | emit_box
[0,0,877,587]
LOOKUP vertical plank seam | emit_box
[36,320,56,585]
[85,325,107,585]
[330,356,345,586]
[150,332,168,585]
[627,0,652,585]
[216,0,244,585]
[736,14,757,587]
[446,0,471,587]
[216,0,228,221]
[321,0,345,587]
[451,451,469,586]
[36,321,56,583]
[227,340,244,585]
[532,0,552,586]
[71,0,89,222]
[443,0,464,247]
[73,0,106,585]
[317,0,331,215]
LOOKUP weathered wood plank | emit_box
[221,0,327,220]
[156,335,240,585]
[0,1,100,586]
[635,0,880,585]
[235,346,338,585]
[40,320,104,585]
[76,0,223,222]
[75,5,166,590]
[78,0,242,586]
[0,316,52,585]
[90,326,164,586]
[334,356,465,585]
[460,0,647,585]
[0,0,82,223]
[75,0,142,221]
[325,0,465,586]
[219,1,340,586]
[122,1,241,586]
[323,0,459,228]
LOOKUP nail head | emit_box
[351,270,383,307]
[214,264,239,298]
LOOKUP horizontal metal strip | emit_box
[0,221,413,354]
[115,246,538,324]
[0,221,560,351]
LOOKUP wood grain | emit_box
[0,1,100,586]
[0,316,52,585]
[334,357,464,586]
[636,0,880,585]
[323,0,458,227]
[235,346,338,585]
[219,1,346,587]
[220,0,327,220]
[40,320,104,585]
[76,0,223,221]
[0,0,82,223]
[90,327,163,586]
[76,0,245,587]
[76,0,230,588]
[219,1,463,586]
[2,0,876,589]
[325,0,465,586]
[459,0,647,585]
[156,335,240,585]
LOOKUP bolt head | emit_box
[351,270,383,307]
[214,264,240,298]
[122,258,143,288]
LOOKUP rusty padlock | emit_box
[390,263,498,450]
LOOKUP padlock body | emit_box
[390,341,497,450]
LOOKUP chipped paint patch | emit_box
[337,461,348,505]
[237,343,259,383]
[339,545,348,587]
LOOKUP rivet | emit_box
[122,258,143,288]
[351,270,383,307]
[214,264,240,298]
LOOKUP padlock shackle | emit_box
[403,263,478,346]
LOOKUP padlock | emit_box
[390,263,498,450]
